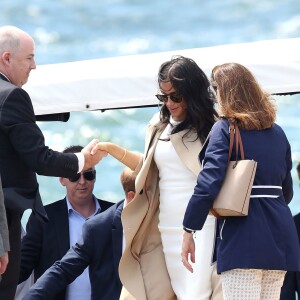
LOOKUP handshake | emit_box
[81,139,139,172]
[81,139,109,171]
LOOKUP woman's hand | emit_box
[82,139,108,170]
[181,231,195,273]
[90,142,109,156]
[91,141,141,171]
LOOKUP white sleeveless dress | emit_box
[154,122,216,300]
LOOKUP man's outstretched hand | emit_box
[82,139,107,170]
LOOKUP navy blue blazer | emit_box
[19,197,113,300]
[24,201,124,300]
[183,119,300,273]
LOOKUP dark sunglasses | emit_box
[155,93,183,103]
[68,170,96,182]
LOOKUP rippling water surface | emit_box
[0,0,300,221]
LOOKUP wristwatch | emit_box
[183,227,196,234]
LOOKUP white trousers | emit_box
[221,269,286,300]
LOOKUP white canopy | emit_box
[24,38,300,116]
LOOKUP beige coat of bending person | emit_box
[92,56,223,300]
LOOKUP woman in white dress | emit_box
[92,56,223,300]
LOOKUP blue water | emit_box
[1,0,300,223]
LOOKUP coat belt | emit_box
[250,185,282,198]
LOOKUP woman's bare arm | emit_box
[91,142,141,171]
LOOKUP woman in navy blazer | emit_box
[182,62,300,299]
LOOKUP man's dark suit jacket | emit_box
[24,201,124,300]
[0,74,79,298]
[280,212,300,300]
[0,74,79,218]
[19,197,113,300]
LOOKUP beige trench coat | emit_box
[119,118,202,300]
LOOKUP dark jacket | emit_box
[24,201,124,300]
[280,212,300,299]
[0,73,79,298]
[0,74,78,220]
[183,119,300,273]
[20,197,114,300]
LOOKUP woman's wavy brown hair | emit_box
[211,62,276,130]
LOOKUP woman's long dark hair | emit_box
[158,56,218,143]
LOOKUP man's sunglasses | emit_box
[68,170,96,182]
[155,93,183,103]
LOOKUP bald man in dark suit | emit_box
[0,25,104,299]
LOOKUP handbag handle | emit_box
[228,123,245,163]
[210,122,246,219]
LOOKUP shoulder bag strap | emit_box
[235,124,245,160]
[228,123,235,163]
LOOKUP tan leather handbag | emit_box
[211,123,257,218]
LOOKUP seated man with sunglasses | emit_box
[23,167,136,300]
[18,145,114,300]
